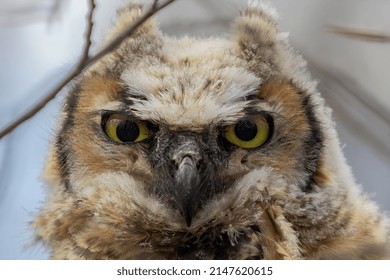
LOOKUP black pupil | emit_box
[234,119,258,141]
[116,120,139,142]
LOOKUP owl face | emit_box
[57,38,319,221]
[34,1,389,260]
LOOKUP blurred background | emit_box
[0,0,389,259]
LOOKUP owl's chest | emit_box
[142,226,264,260]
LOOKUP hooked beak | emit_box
[174,156,201,227]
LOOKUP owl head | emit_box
[34,1,389,259]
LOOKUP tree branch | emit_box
[85,0,175,67]
[79,0,95,63]
[0,0,176,139]
[328,25,390,43]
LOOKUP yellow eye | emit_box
[224,116,271,149]
[103,115,149,143]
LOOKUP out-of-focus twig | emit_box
[47,0,66,24]
[85,0,175,66]
[80,0,95,61]
[309,62,390,157]
[0,0,176,139]
[0,0,66,26]
[0,0,95,139]
[328,25,390,43]
[325,69,390,124]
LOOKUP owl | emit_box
[33,1,389,259]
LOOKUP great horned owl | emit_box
[34,1,389,259]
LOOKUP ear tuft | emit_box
[108,2,159,41]
[234,1,280,78]
[245,0,279,25]
[96,1,163,74]
[236,0,279,46]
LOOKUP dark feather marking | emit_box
[202,79,212,91]
[122,84,148,101]
[55,136,71,191]
[56,83,82,191]
[300,94,324,192]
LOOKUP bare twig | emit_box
[309,62,390,157]
[48,0,65,23]
[152,0,159,10]
[325,72,390,125]
[0,0,95,139]
[80,0,95,62]
[0,0,65,26]
[85,0,175,67]
[0,0,176,139]
[328,25,390,43]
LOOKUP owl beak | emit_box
[174,155,201,227]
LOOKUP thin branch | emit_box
[85,0,175,67]
[0,0,176,139]
[309,62,390,157]
[0,1,65,26]
[0,0,95,139]
[321,68,390,124]
[80,0,95,62]
[47,0,65,24]
[152,0,159,10]
[328,25,390,43]
[309,61,390,124]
